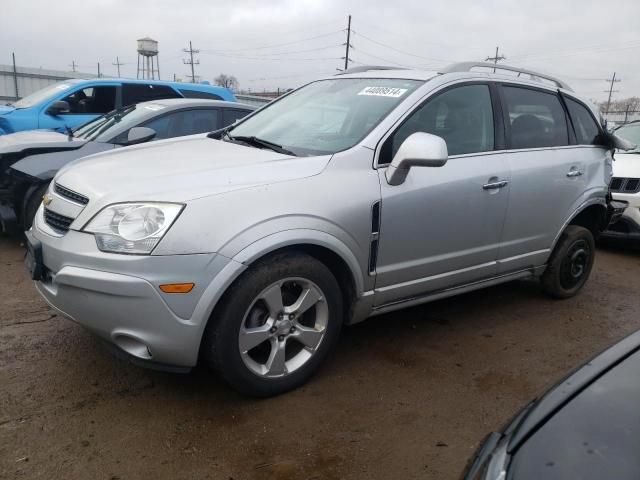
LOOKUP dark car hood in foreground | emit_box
[0,129,87,158]
[508,347,640,479]
[9,141,116,180]
[465,329,640,480]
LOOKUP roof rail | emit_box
[335,65,401,75]
[440,62,573,91]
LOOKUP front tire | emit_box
[541,225,595,299]
[202,252,343,397]
[23,182,50,231]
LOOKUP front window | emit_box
[228,78,423,156]
[12,81,80,109]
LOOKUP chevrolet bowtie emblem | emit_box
[42,194,53,207]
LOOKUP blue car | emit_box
[0,78,236,135]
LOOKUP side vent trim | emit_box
[368,201,381,275]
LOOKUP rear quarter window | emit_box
[565,98,602,145]
[122,84,181,106]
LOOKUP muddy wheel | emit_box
[23,182,50,231]
[202,251,343,397]
[541,225,595,299]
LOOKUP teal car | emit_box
[0,78,236,135]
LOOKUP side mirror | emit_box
[385,132,448,186]
[608,133,636,151]
[46,100,70,116]
[126,127,157,145]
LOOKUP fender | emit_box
[189,229,367,356]
[550,197,607,253]
[232,228,366,296]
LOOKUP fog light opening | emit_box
[113,334,153,360]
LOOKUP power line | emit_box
[204,30,344,53]
[202,44,340,57]
[183,40,200,82]
[352,30,453,63]
[198,50,342,62]
[352,48,416,68]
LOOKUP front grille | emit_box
[54,183,89,205]
[610,177,640,194]
[43,207,74,233]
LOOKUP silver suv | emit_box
[26,62,628,396]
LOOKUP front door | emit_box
[374,83,510,306]
[39,83,119,131]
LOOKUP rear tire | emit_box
[541,225,595,299]
[202,251,343,397]
[23,182,50,231]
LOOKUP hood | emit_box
[0,105,15,115]
[9,141,116,181]
[613,152,640,178]
[0,129,87,157]
[54,134,331,204]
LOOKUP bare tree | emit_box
[214,74,239,90]
[599,97,640,113]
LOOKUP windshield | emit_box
[615,123,640,151]
[12,81,79,108]
[73,103,166,143]
[228,78,423,156]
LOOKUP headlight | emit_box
[83,202,184,254]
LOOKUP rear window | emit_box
[565,98,601,145]
[502,86,569,149]
[178,89,223,100]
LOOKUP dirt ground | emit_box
[1,235,639,480]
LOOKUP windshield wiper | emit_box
[227,134,296,156]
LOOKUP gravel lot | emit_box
[1,235,639,480]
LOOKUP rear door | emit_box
[375,82,511,305]
[496,84,589,273]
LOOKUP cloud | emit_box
[1,0,638,101]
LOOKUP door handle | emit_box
[566,169,583,177]
[482,180,509,190]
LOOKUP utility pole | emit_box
[12,52,19,100]
[486,46,506,72]
[112,56,124,77]
[183,41,200,83]
[604,72,621,116]
[343,15,352,71]
[97,62,101,78]
[69,60,77,73]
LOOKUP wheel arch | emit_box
[551,199,607,253]
[193,230,366,360]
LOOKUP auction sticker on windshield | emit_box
[358,86,408,98]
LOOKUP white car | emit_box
[603,121,640,240]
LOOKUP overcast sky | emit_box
[2,0,639,102]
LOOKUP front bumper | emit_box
[602,192,640,240]
[29,207,239,368]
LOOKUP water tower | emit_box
[136,37,160,80]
